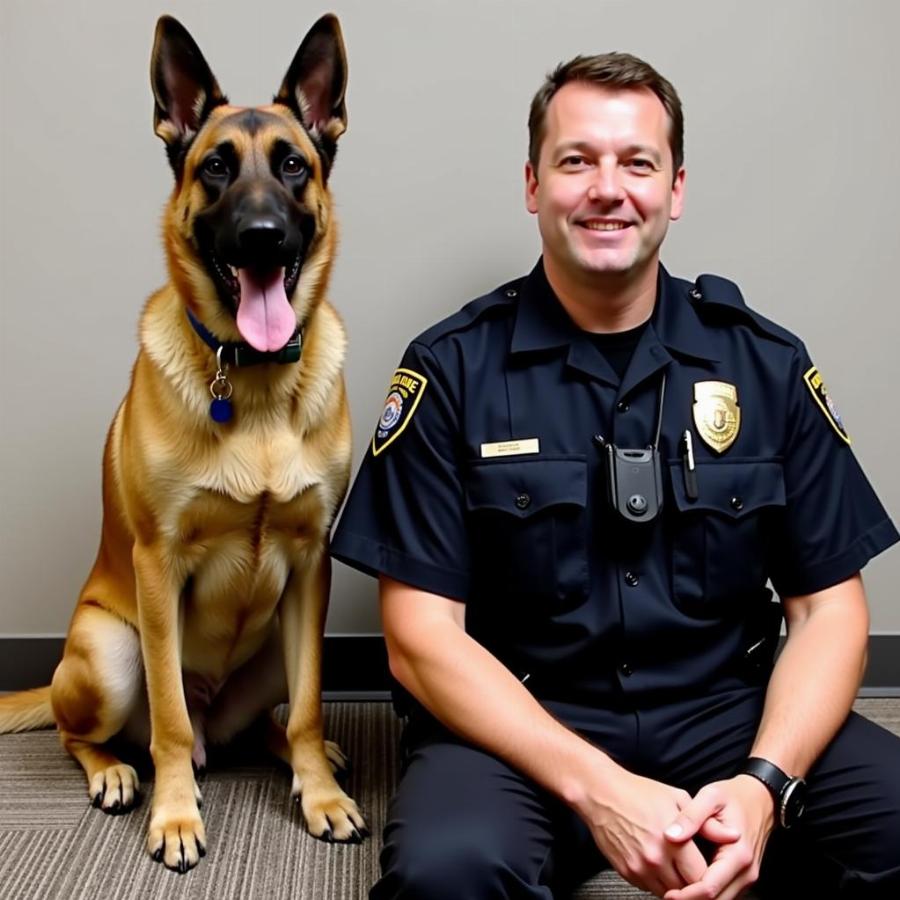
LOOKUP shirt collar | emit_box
[509,258,720,365]
[509,259,579,354]
[652,264,721,363]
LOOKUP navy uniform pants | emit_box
[370,685,900,899]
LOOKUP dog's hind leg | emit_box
[51,603,144,814]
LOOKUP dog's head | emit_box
[151,15,347,352]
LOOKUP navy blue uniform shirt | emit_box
[332,261,898,704]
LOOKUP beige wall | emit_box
[1,0,898,636]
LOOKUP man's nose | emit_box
[587,161,624,204]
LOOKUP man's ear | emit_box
[525,161,540,214]
[669,166,686,222]
[150,16,227,171]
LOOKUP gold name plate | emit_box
[480,438,540,458]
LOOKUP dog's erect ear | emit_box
[275,14,348,152]
[151,16,227,169]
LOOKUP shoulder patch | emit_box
[372,368,429,457]
[803,366,850,445]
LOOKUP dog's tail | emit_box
[0,687,55,733]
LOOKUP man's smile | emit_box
[578,218,633,234]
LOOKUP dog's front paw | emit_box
[147,802,207,873]
[89,764,140,814]
[292,772,368,843]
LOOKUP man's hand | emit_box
[575,769,738,897]
[661,774,776,900]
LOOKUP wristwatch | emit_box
[741,757,807,829]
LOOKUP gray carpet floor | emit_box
[1,699,897,900]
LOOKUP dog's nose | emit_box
[237,219,286,259]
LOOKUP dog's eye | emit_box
[203,156,228,177]
[282,156,306,176]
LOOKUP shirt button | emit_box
[616,400,629,412]
[505,288,518,298]
[619,662,633,677]
[730,496,744,511]
[624,571,639,587]
[515,493,531,510]
[690,287,702,301]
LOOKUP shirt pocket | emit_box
[465,457,588,608]
[667,460,786,616]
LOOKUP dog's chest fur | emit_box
[149,423,335,674]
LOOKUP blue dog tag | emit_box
[210,398,233,423]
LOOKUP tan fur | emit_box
[0,687,54,732]
[0,15,364,873]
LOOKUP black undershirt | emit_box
[586,320,649,381]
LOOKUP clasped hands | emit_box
[580,770,776,899]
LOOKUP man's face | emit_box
[525,82,685,284]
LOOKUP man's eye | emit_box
[559,155,588,168]
[628,158,655,171]
[203,156,228,177]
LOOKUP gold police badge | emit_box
[693,381,740,453]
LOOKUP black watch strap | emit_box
[742,756,790,798]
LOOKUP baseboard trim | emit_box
[2,634,898,695]
[0,635,394,694]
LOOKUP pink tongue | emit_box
[235,267,295,352]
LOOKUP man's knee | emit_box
[836,799,900,896]
[822,714,900,887]
[372,818,545,900]
[762,714,900,897]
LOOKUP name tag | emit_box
[480,438,540,458]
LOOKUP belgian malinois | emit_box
[0,14,365,872]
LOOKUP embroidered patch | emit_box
[693,381,741,454]
[371,368,429,457]
[803,366,851,444]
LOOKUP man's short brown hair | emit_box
[528,53,684,178]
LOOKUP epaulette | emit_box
[689,273,799,349]
[412,277,523,349]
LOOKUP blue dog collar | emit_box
[186,308,302,367]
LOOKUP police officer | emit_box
[332,53,900,898]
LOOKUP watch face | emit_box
[780,778,807,828]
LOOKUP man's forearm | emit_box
[748,575,869,777]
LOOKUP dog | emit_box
[0,14,365,872]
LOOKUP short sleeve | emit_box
[331,340,471,600]
[769,342,898,597]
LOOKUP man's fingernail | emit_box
[665,824,683,838]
